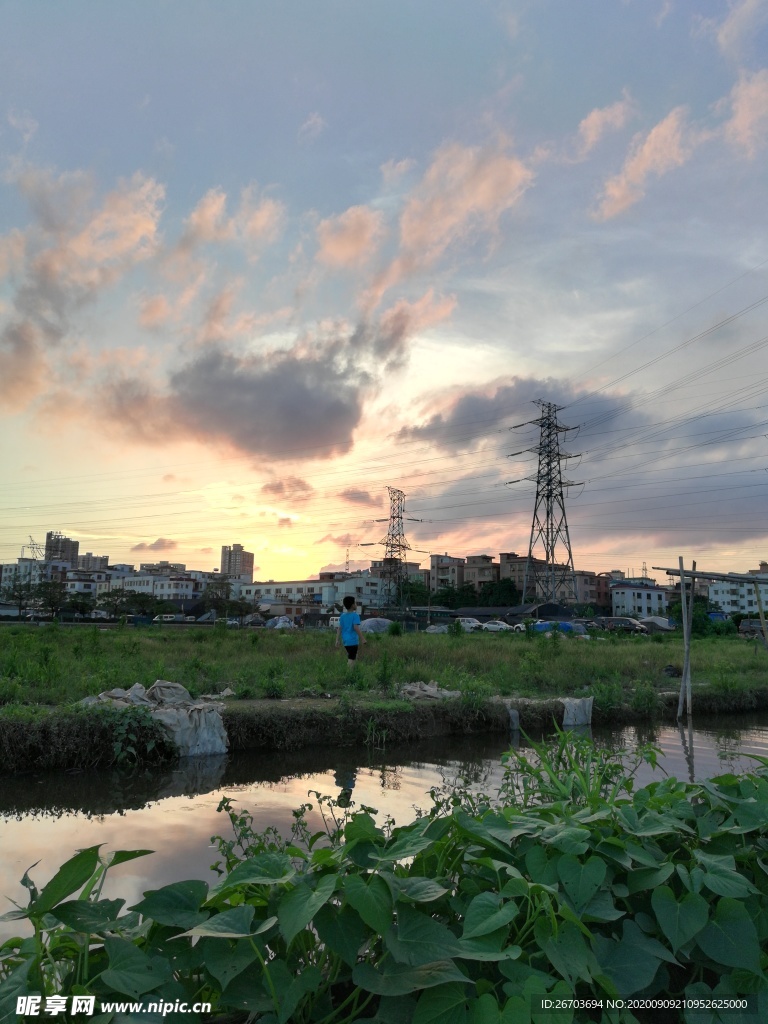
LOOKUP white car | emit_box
[482,620,514,632]
[455,617,483,632]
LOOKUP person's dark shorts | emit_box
[344,644,359,660]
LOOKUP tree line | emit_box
[0,576,252,622]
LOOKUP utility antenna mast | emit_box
[516,400,580,605]
[381,487,410,613]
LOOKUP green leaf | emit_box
[51,898,125,932]
[376,820,439,862]
[178,904,264,938]
[394,877,450,903]
[208,852,296,895]
[345,813,384,844]
[592,920,668,996]
[33,846,102,915]
[556,855,606,913]
[219,962,275,1013]
[105,850,154,868]
[462,893,519,939]
[0,959,35,1024]
[534,919,593,985]
[344,873,393,934]
[353,960,472,996]
[278,965,322,1024]
[694,850,759,898]
[200,936,258,988]
[650,886,708,952]
[625,861,674,895]
[386,904,462,965]
[102,936,171,997]
[696,897,761,972]
[413,982,469,1024]
[129,880,209,929]
[278,873,337,945]
[314,903,369,966]
[540,825,589,855]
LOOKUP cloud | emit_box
[593,107,694,218]
[261,476,315,500]
[0,320,47,410]
[351,289,457,371]
[0,229,25,279]
[5,168,164,356]
[8,109,39,147]
[240,187,284,244]
[316,205,386,267]
[277,517,292,527]
[380,158,415,184]
[574,92,635,158]
[139,293,173,330]
[178,188,234,250]
[130,537,178,552]
[720,68,768,157]
[369,140,533,304]
[299,112,327,141]
[339,488,382,506]
[712,0,768,61]
[315,533,355,546]
[99,341,367,459]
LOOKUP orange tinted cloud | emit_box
[370,140,532,304]
[316,206,386,268]
[721,68,768,157]
[594,107,693,219]
[575,93,635,158]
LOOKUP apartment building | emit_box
[709,564,768,616]
[463,554,499,593]
[220,543,254,583]
[429,554,465,591]
[44,532,79,565]
[610,581,669,618]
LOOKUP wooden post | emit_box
[753,580,768,651]
[677,557,691,719]
[686,560,696,717]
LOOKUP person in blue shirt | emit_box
[335,595,366,668]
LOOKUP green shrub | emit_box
[4,739,768,1020]
[387,620,403,636]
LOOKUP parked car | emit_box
[454,617,483,632]
[739,619,765,637]
[596,616,648,634]
[482,620,514,632]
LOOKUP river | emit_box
[2,712,768,937]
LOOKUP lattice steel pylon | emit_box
[380,486,411,612]
[516,401,580,605]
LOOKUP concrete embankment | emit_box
[3,686,768,774]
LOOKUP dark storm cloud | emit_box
[130,537,178,552]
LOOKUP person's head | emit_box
[343,596,356,611]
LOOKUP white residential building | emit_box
[709,572,768,617]
[610,581,669,618]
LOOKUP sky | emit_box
[1,0,767,583]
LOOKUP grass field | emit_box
[0,621,765,709]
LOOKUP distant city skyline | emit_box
[2,2,767,579]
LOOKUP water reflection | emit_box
[2,713,768,942]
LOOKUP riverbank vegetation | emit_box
[1,733,766,1022]
[0,622,766,710]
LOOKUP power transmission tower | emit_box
[381,487,410,613]
[514,401,580,605]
